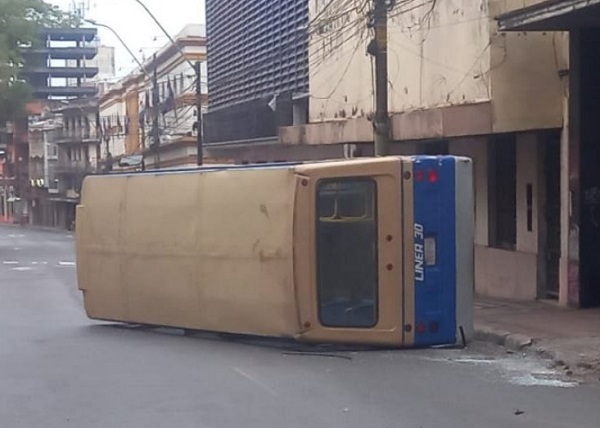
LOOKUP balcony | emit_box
[54,159,95,176]
[25,66,99,79]
[40,28,97,42]
[32,85,98,99]
[53,128,100,144]
[24,46,98,60]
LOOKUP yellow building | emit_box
[99,24,207,171]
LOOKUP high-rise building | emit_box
[23,27,99,99]
[205,0,309,145]
[93,46,116,80]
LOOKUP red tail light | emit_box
[428,169,439,183]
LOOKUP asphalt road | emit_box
[1,225,600,428]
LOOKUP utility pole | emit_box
[130,1,204,166]
[370,0,390,156]
[195,61,203,166]
[151,54,160,169]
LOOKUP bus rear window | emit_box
[316,179,378,328]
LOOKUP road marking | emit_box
[3,261,19,265]
[233,368,278,397]
[7,234,24,238]
[58,262,76,267]
[11,267,33,272]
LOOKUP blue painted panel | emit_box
[412,156,457,346]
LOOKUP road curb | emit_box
[476,325,600,382]
[0,224,71,235]
[474,325,533,351]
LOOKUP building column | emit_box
[560,71,573,307]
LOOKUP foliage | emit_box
[0,0,79,124]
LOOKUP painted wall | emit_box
[488,0,567,132]
[308,0,566,137]
[449,134,541,300]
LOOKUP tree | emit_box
[0,0,77,124]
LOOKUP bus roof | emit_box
[90,156,469,179]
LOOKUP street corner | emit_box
[474,325,534,351]
[505,334,534,351]
[534,337,600,383]
[474,325,510,346]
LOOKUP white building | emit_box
[99,24,207,170]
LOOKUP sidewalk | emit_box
[475,297,600,380]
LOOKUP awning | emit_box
[48,198,79,204]
[497,0,600,31]
[118,155,144,167]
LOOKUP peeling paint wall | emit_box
[387,0,491,112]
[449,134,542,301]
[488,0,568,132]
[309,0,567,136]
[308,0,374,122]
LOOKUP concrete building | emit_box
[495,0,600,308]
[280,0,570,306]
[99,24,207,170]
[208,0,593,309]
[204,0,310,157]
[27,99,101,229]
[23,27,99,99]
[93,45,116,80]
[0,119,29,224]
[1,27,100,226]
[90,45,117,97]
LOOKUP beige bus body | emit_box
[76,157,470,347]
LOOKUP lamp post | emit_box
[131,0,204,165]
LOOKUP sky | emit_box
[48,0,205,77]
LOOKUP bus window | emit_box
[316,179,378,328]
[318,182,337,218]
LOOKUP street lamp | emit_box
[131,0,204,166]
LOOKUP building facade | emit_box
[496,0,600,309]
[23,27,99,99]
[91,45,117,97]
[99,24,207,171]
[0,119,29,224]
[237,0,588,308]
[1,27,100,226]
[204,0,309,149]
[28,99,101,229]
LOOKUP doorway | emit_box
[543,134,561,299]
[577,28,600,307]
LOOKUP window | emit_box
[316,179,378,328]
[488,134,517,250]
[48,144,58,159]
